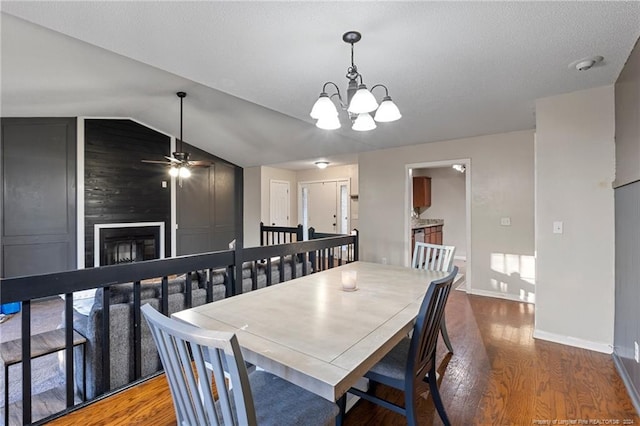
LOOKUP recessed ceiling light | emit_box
[569,56,604,71]
[315,161,329,169]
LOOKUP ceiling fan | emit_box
[141,91,211,184]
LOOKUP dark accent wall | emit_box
[84,119,170,267]
[1,118,77,278]
[176,142,241,255]
[613,37,640,412]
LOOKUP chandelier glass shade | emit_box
[310,31,401,131]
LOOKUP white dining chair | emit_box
[141,304,339,426]
[411,242,456,353]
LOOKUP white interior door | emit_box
[269,180,290,226]
[305,181,337,233]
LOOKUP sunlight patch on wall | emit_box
[490,253,536,303]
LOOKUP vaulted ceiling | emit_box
[2,2,639,169]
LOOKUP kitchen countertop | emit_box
[411,219,444,230]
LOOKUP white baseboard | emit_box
[454,255,467,261]
[467,288,533,304]
[533,329,613,354]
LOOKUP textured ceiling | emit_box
[2,2,640,169]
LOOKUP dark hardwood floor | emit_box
[47,290,639,425]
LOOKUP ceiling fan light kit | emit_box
[141,91,212,186]
[310,31,401,131]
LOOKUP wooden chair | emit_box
[411,242,456,353]
[141,304,338,426]
[345,267,458,426]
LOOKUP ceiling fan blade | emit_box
[141,159,170,165]
[165,156,182,163]
[188,160,213,167]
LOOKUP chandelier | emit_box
[310,31,401,131]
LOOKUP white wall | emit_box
[534,86,615,353]
[359,130,535,302]
[243,166,262,247]
[415,167,467,258]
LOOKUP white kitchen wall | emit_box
[414,167,467,258]
[359,129,535,302]
[535,86,615,353]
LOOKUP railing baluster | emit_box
[161,277,169,316]
[21,299,32,425]
[302,252,308,276]
[185,273,193,308]
[266,258,273,286]
[206,268,213,303]
[133,281,142,379]
[64,294,75,407]
[291,254,297,279]
[251,262,258,291]
[226,265,234,298]
[101,286,111,395]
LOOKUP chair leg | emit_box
[367,378,377,396]
[405,388,418,426]
[428,364,451,426]
[440,316,454,353]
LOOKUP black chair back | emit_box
[408,266,458,384]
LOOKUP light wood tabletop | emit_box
[172,261,446,401]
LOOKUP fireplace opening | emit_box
[99,226,161,266]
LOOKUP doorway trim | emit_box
[405,159,472,292]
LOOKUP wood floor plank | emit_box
[45,291,639,425]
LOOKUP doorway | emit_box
[299,179,350,238]
[269,180,290,226]
[406,159,471,291]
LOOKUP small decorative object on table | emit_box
[341,271,358,291]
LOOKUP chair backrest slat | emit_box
[142,304,258,426]
[407,267,458,382]
[412,242,456,272]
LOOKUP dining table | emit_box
[172,260,446,402]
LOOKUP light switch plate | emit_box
[553,221,563,234]
[500,217,511,226]
[161,181,168,188]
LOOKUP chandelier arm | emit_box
[370,84,390,97]
[322,81,342,95]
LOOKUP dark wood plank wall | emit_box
[84,119,171,267]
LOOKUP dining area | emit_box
[42,244,639,425]
[46,250,460,426]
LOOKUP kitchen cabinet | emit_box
[411,224,443,254]
[412,176,431,208]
